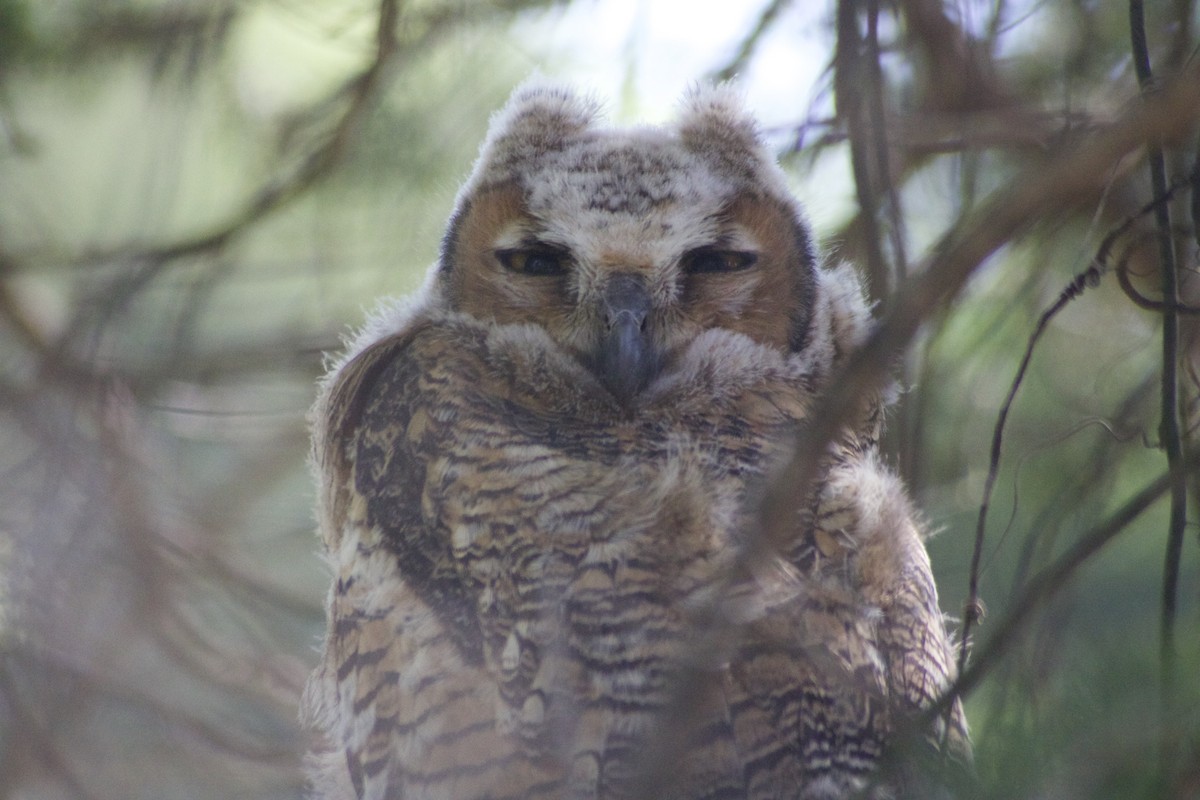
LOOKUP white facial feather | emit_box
[453,78,811,303]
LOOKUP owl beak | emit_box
[598,273,657,407]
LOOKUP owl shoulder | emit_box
[312,310,618,547]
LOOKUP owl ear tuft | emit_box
[676,83,766,179]
[477,79,602,178]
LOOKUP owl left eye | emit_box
[682,248,758,274]
[496,248,570,276]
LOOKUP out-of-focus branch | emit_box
[1193,136,1200,249]
[0,263,48,353]
[836,0,890,303]
[42,0,559,347]
[894,0,1008,112]
[0,662,106,800]
[761,59,1200,562]
[830,0,1013,273]
[70,0,402,317]
[710,0,788,83]
[865,5,906,292]
[42,4,237,72]
[632,61,1200,797]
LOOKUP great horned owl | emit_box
[304,82,968,800]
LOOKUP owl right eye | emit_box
[682,247,758,274]
[496,248,569,276]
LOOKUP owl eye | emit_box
[682,248,758,274]
[496,247,570,276]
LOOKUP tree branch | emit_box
[1129,0,1188,727]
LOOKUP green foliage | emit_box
[0,0,32,70]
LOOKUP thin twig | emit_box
[1129,0,1188,728]
[956,260,1100,678]
[916,451,1200,741]
[773,58,1200,558]
[958,165,1200,677]
[1116,228,1200,314]
[982,384,1153,732]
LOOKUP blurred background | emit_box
[0,1,1198,798]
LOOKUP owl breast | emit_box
[324,315,896,799]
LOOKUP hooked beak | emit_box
[597,273,657,407]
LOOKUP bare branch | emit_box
[1129,0,1189,723]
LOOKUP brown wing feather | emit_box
[312,321,567,800]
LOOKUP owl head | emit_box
[436,80,846,406]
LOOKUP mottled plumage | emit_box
[304,82,967,800]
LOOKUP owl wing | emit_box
[820,453,972,773]
[308,319,567,800]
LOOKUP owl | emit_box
[303,81,969,800]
